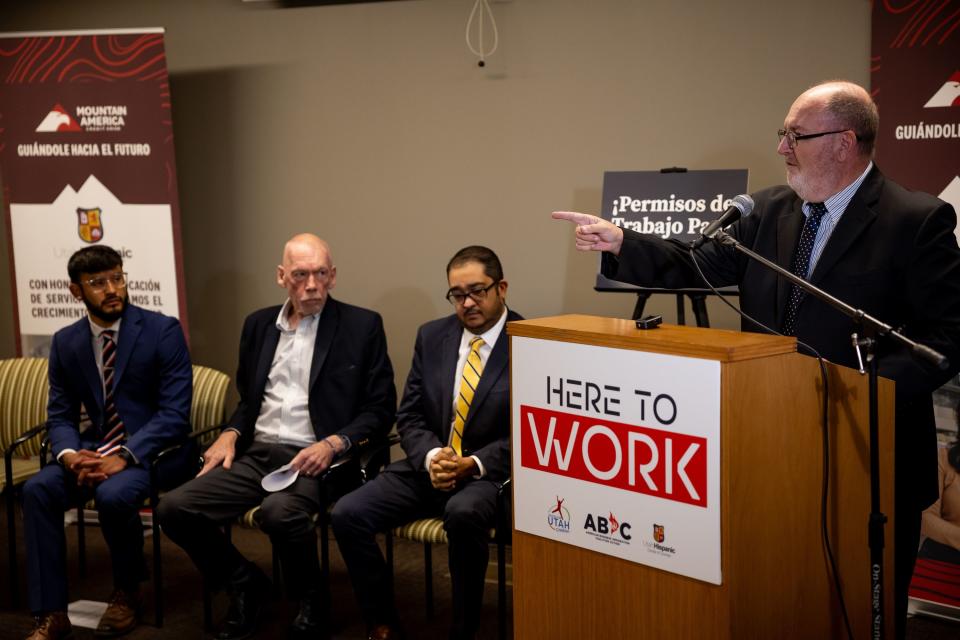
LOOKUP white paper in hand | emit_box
[261,462,299,492]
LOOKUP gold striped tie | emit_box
[452,337,485,455]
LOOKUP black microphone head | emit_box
[732,194,754,217]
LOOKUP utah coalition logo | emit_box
[547,497,571,533]
[925,71,960,108]
[77,207,104,243]
[36,103,128,132]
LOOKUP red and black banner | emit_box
[0,28,187,356]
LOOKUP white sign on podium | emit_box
[511,336,722,584]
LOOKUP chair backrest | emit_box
[190,364,230,446]
[0,357,49,457]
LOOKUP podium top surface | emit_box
[507,314,796,363]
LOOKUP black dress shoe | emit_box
[288,591,326,639]
[216,566,271,640]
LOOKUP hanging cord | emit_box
[466,0,499,67]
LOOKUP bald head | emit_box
[277,233,336,323]
[282,233,333,267]
[797,81,878,157]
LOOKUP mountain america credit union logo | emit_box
[547,497,571,533]
[925,71,960,108]
[35,104,82,132]
[36,103,128,132]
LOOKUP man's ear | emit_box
[69,282,83,301]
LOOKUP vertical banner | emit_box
[871,4,960,621]
[0,28,187,357]
[871,3,960,229]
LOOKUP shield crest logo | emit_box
[77,207,103,243]
[653,524,665,543]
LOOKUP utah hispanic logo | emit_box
[76,207,104,243]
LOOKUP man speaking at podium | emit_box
[554,80,960,638]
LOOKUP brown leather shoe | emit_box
[94,589,141,637]
[26,612,71,640]
[367,623,403,640]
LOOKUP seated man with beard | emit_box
[22,245,192,640]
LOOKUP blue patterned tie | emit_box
[97,330,126,456]
[781,202,828,336]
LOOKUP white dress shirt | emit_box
[253,300,321,448]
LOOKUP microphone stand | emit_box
[708,229,948,639]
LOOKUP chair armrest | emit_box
[5,422,46,459]
[495,477,512,538]
[5,422,47,491]
[358,432,400,483]
[190,423,228,442]
[39,435,52,468]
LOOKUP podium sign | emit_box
[511,336,722,583]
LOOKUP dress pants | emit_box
[21,461,151,614]
[331,469,499,639]
[157,442,324,598]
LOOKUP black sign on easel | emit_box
[596,167,749,325]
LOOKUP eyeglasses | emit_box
[288,268,332,284]
[445,280,500,306]
[777,128,859,149]
[82,272,127,291]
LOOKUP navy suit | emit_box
[22,304,192,613]
[157,297,396,597]
[332,309,521,638]
[605,166,960,636]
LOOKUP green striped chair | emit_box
[379,442,512,640]
[1,357,49,609]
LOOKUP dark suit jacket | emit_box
[47,304,193,466]
[226,296,396,453]
[392,309,523,483]
[605,166,960,508]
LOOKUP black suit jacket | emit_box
[392,309,523,483]
[226,296,396,453]
[606,166,960,508]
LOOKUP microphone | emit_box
[692,194,754,249]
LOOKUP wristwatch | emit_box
[115,447,136,467]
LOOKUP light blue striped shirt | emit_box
[802,161,873,278]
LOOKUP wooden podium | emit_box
[507,315,895,639]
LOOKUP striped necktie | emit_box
[781,202,828,336]
[97,329,126,457]
[451,337,485,456]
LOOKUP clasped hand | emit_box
[62,449,127,487]
[429,447,477,491]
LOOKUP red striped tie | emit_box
[97,330,125,457]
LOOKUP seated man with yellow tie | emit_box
[332,245,521,640]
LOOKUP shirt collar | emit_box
[462,306,509,349]
[275,298,323,332]
[804,161,873,219]
[87,315,121,337]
